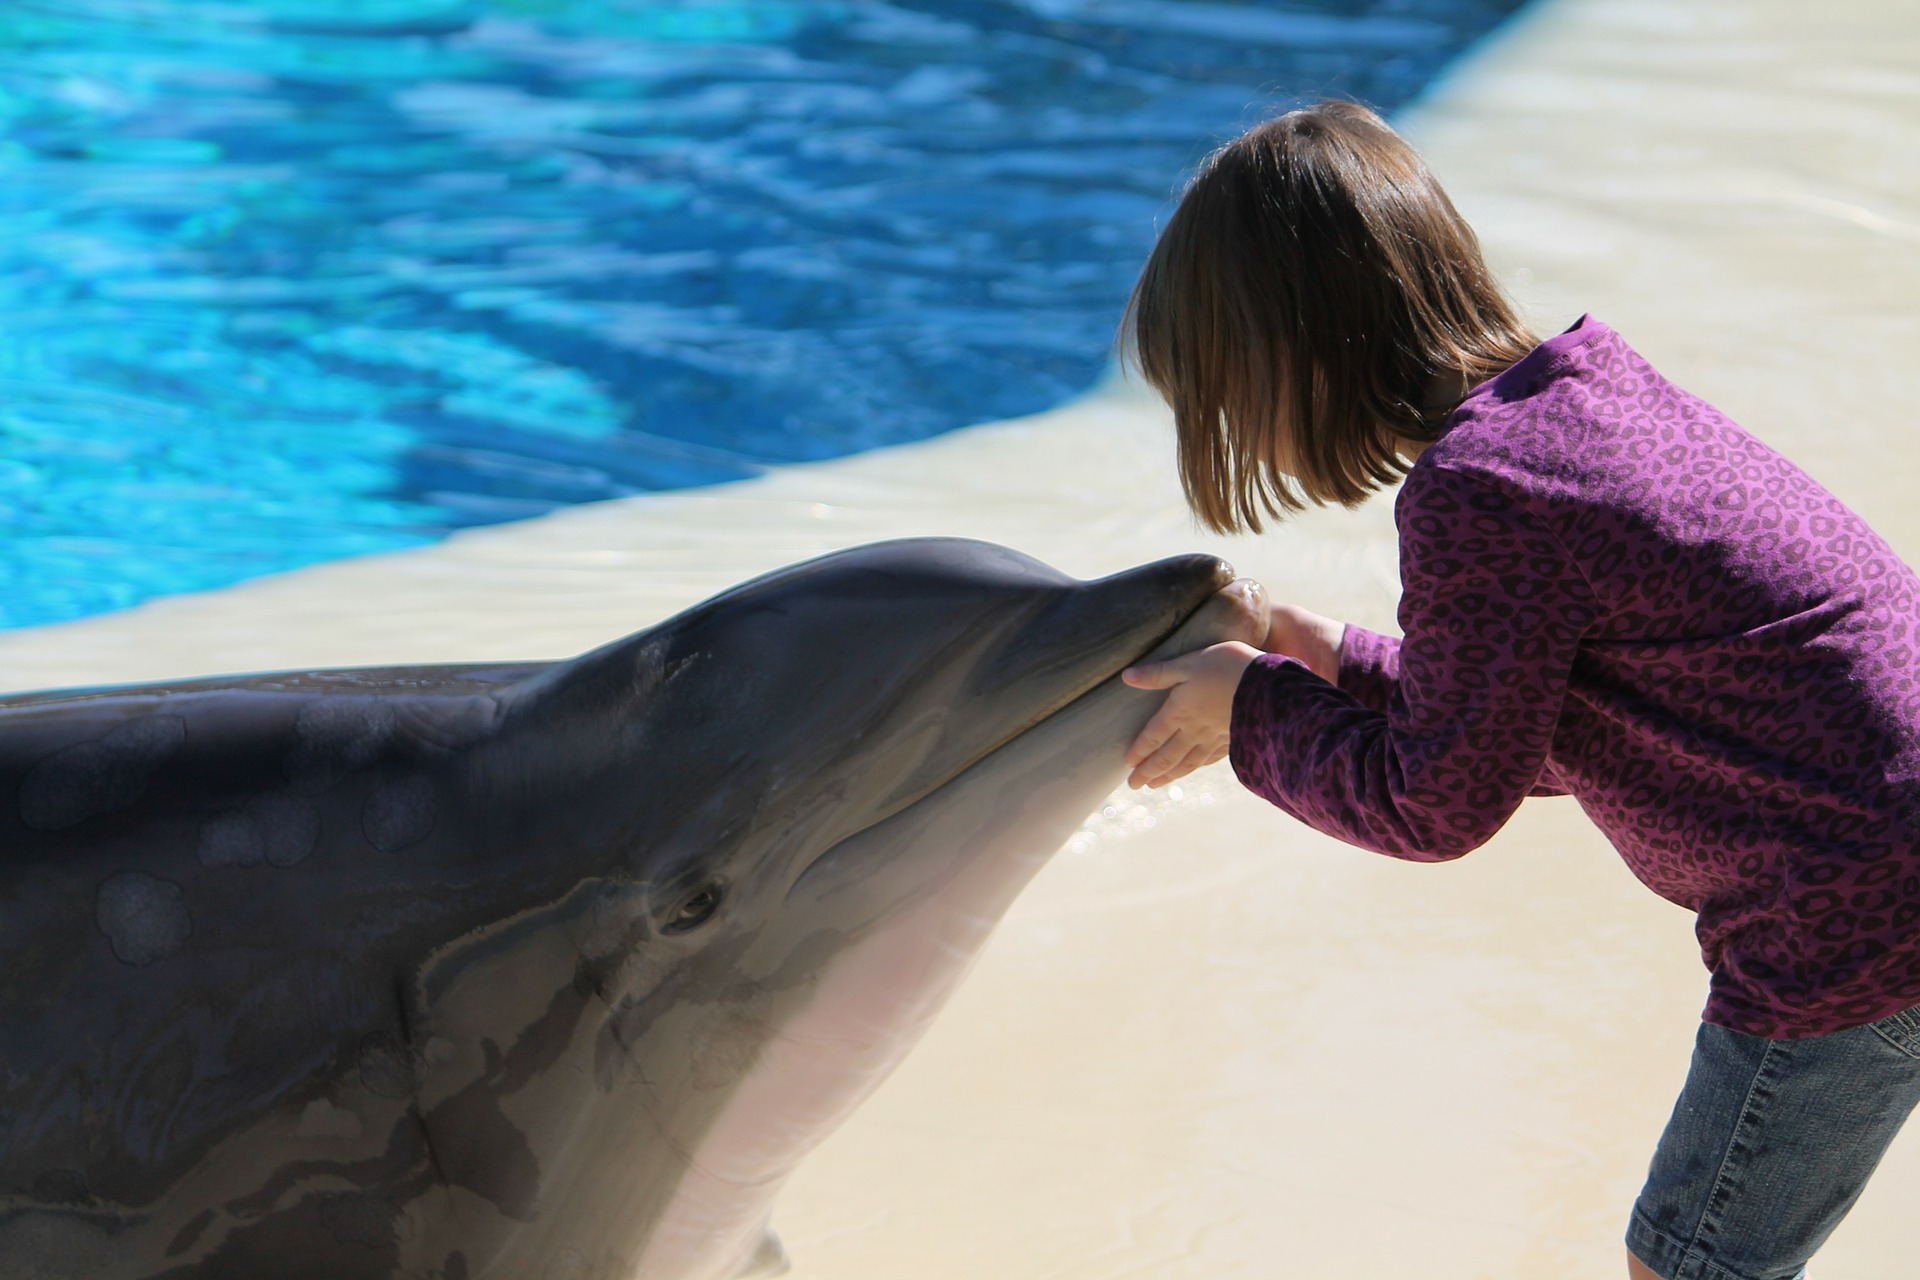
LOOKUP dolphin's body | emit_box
[0,538,1239,1280]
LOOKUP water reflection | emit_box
[0,0,1522,627]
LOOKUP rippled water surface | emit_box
[0,0,1523,628]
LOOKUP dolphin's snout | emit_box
[1171,574,1271,653]
[1056,552,1240,670]
[857,549,1239,822]
[940,552,1230,758]
[1102,553,1238,615]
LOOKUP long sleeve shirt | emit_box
[1229,315,1920,1039]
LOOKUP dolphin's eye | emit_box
[663,883,725,934]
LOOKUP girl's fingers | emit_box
[1124,705,1179,768]
[1172,742,1215,780]
[1140,739,1221,789]
[1120,651,1194,691]
[1129,732,1195,790]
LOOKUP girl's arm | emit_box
[1332,624,1400,715]
[1267,609,1570,798]
[1228,463,1596,859]
[1261,606,1422,721]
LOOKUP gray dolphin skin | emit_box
[0,538,1245,1280]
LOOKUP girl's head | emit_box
[1126,100,1535,533]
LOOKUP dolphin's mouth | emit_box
[785,567,1243,902]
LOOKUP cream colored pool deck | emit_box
[5,0,1918,1275]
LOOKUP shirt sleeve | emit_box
[1335,625,1401,714]
[1333,622,1570,799]
[1229,464,1595,859]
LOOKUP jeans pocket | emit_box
[1864,1005,1920,1057]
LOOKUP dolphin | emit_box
[0,537,1254,1280]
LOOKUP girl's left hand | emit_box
[1120,642,1261,789]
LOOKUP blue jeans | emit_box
[1628,1008,1920,1280]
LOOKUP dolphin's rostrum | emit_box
[0,538,1249,1280]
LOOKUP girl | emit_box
[1118,100,1920,1280]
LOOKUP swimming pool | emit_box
[0,0,1524,629]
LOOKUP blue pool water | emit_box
[0,0,1524,629]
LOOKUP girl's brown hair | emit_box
[1125,100,1536,533]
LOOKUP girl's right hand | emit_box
[1266,602,1344,684]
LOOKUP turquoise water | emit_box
[0,0,1523,629]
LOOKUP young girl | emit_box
[1117,100,1920,1280]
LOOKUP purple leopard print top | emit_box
[1229,315,1920,1039]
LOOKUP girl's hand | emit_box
[1120,641,1260,789]
[1117,591,1348,790]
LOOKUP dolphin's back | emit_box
[0,661,549,858]
[0,662,565,1215]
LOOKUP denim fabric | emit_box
[1628,1009,1920,1280]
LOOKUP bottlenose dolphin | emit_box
[0,538,1253,1280]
